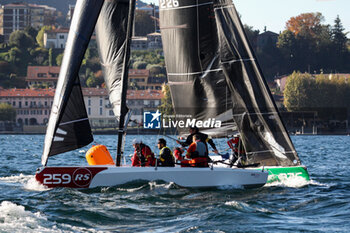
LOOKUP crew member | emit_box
[176,126,219,155]
[157,138,175,167]
[131,139,155,167]
[173,147,184,162]
[181,134,209,167]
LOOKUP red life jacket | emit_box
[131,144,155,167]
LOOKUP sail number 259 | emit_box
[160,0,179,9]
[43,174,71,184]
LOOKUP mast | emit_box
[116,0,136,166]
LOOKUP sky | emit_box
[143,0,350,36]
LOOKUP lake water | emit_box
[0,134,349,232]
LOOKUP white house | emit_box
[43,28,69,49]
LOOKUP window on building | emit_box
[45,110,47,115]
[45,101,47,106]
[59,35,65,39]
[88,99,91,106]
[100,99,103,106]
[109,110,114,116]
[13,101,16,106]
[88,108,91,115]
[25,101,28,106]
[19,102,22,108]
[37,73,47,78]
[100,108,103,115]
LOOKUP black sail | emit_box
[159,0,236,137]
[159,0,301,167]
[95,0,136,166]
[95,0,132,119]
[41,0,104,166]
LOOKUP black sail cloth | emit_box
[159,0,301,166]
[159,0,236,138]
[41,0,104,166]
[95,0,136,166]
[95,0,131,119]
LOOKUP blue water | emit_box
[0,135,349,232]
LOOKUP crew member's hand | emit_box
[213,149,219,154]
[176,140,180,144]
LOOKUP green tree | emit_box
[49,48,53,66]
[9,30,34,50]
[0,103,16,121]
[30,47,49,65]
[244,24,259,51]
[24,26,38,43]
[133,61,147,69]
[283,72,315,111]
[134,10,154,36]
[331,16,347,52]
[56,53,64,66]
[86,70,104,87]
[36,26,54,47]
[159,84,174,116]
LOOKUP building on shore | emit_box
[26,66,60,88]
[24,66,166,90]
[0,88,163,129]
[131,32,162,50]
[0,3,57,43]
[128,69,166,90]
[43,28,69,49]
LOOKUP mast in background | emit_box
[116,0,136,166]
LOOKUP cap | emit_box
[132,139,142,145]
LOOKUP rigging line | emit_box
[159,2,213,11]
[221,58,255,64]
[246,150,297,155]
[196,0,203,73]
[59,118,89,126]
[167,68,222,76]
[231,112,279,118]
[213,5,233,11]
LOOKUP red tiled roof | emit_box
[0,88,55,97]
[83,88,163,100]
[4,3,28,8]
[26,66,60,81]
[127,90,163,100]
[47,28,69,33]
[128,69,149,77]
[82,88,108,96]
[0,88,163,100]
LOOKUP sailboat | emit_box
[35,0,268,189]
[159,0,309,183]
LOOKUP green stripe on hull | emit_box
[257,166,310,183]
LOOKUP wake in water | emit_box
[265,176,327,188]
[0,201,55,233]
[0,201,99,233]
[0,174,49,191]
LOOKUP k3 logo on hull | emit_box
[144,110,161,129]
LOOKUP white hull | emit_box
[36,166,268,189]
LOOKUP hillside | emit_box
[1,0,148,14]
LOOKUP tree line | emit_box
[284,71,350,120]
[0,12,348,89]
[0,26,165,89]
[246,13,349,81]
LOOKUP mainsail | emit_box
[159,0,301,167]
[95,0,136,166]
[159,0,236,137]
[41,0,105,166]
